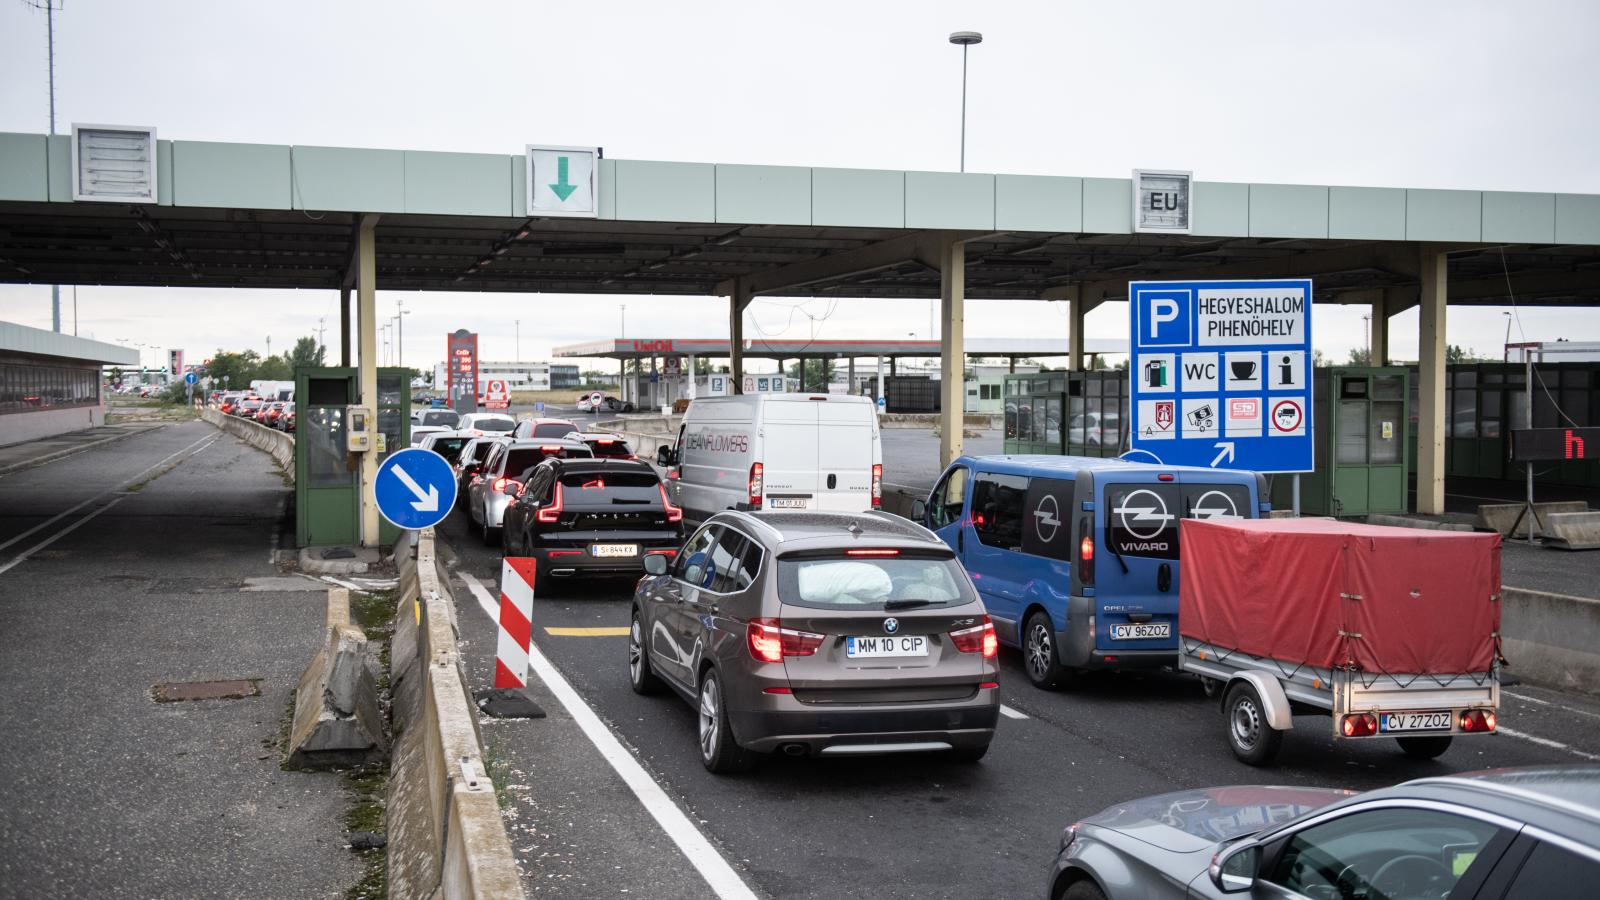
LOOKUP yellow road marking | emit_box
[544,626,630,637]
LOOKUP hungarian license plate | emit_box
[846,635,928,658]
[1110,622,1171,640]
[1379,710,1453,733]
[589,543,638,558]
[768,497,809,509]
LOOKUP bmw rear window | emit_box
[473,417,515,433]
[776,552,970,610]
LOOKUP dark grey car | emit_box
[630,510,1000,773]
[1049,766,1600,900]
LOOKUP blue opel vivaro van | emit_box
[912,455,1267,690]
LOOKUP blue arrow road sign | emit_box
[184,371,198,386]
[1129,279,1313,474]
[374,448,458,530]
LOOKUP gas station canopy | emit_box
[552,336,1130,361]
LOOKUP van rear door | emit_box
[814,399,876,512]
[1095,475,1182,652]
[760,400,822,509]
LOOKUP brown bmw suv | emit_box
[630,510,1000,773]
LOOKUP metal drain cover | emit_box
[152,679,261,702]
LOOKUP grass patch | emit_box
[481,740,513,811]
[342,764,389,900]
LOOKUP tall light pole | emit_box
[620,303,626,338]
[949,31,982,173]
[25,0,64,331]
[395,298,408,371]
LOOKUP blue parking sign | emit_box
[1129,279,1313,474]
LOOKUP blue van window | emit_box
[1021,477,1075,560]
[1106,483,1181,560]
[1181,483,1250,520]
[930,467,968,528]
[971,473,1030,549]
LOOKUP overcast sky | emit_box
[2,0,1597,372]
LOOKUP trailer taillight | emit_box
[1340,713,1378,737]
[1460,709,1497,732]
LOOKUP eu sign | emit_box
[1129,279,1313,474]
[373,448,458,531]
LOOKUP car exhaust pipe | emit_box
[781,743,808,757]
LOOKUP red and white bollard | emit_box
[474,557,546,718]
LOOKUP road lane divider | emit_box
[456,573,759,900]
[0,496,124,577]
[388,532,523,900]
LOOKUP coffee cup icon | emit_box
[1230,359,1257,381]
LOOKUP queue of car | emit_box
[422,396,1596,898]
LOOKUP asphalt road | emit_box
[0,420,361,899]
[435,510,1600,900]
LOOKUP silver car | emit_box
[466,438,591,544]
[1048,766,1600,900]
[631,510,1000,773]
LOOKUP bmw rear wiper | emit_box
[884,599,935,610]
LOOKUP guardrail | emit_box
[1502,587,1600,695]
[387,530,524,900]
[201,408,294,476]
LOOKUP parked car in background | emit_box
[465,438,593,543]
[1048,767,1600,900]
[578,394,634,414]
[279,405,296,432]
[630,510,998,772]
[511,417,580,440]
[500,457,683,590]
[657,393,882,524]
[457,413,516,436]
[564,431,635,460]
[236,397,265,418]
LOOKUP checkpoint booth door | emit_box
[1271,366,1410,516]
[294,367,411,547]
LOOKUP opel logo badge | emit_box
[883,617,899,635]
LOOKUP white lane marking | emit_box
[1498,726,1600,762]
[0,497,124,577]
[1000,704,1028,720]
[0,494,102,553]
[1504,689,1600,721]
[321,575,370,593]
[460,572,500,622]
[458,573,759,900]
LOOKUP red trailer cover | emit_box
[1179,518,1501,674]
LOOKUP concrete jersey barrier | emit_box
[202,408,294,476]
[388,530,524,900]
[1501,587,1600,695]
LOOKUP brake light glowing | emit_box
[746,618,824,663]
[658,484,683,523]
[950,616,997,658]
[748,462,763,508]
[871,463,883,507]
[1460,709,1497,732]
[1340,713,1378,737]
[1077,517,1095,587]
[1080,536,1094,561]
[846,549,900,556]
[596,439,614,444]
[540,445,561,452]
[536,483,564,523]
[493,477,521,495]
[581,479,605,489]
[547,550,583,557]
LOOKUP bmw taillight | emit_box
[746,618,823,663]
[748,462,763,509]
[950,615,997,658]
[536,483,564,523]
[871,463,883,507]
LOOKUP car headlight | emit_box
[1061,823,1080,852]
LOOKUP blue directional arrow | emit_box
[374,448,457,530]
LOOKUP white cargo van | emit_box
[656,393,882,523]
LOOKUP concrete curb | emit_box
[201,408,294,476]
[387,530,524,900]
[285,588,388,768]
[1502,587,1600,695]
[0,426,156,476]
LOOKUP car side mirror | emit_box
[910,499,927,522]
[1209,842,1260,893]
[643,554,669,576]
[656,446,675,467]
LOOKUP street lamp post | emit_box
[948,31,983,173]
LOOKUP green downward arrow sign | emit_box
[549,156,578,201]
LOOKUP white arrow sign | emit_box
[390,463,441,513]
[1211,441,1236,468]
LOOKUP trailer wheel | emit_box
[1225,681,1283,766]
[1396,736,1453,760]
[1200,676,1223,699]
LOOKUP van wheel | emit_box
[628,611,664,695]
[1023,611,1074,691]
[1396,736,1453,760]
[1224,681,1283,766]
[698,670,755,774]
